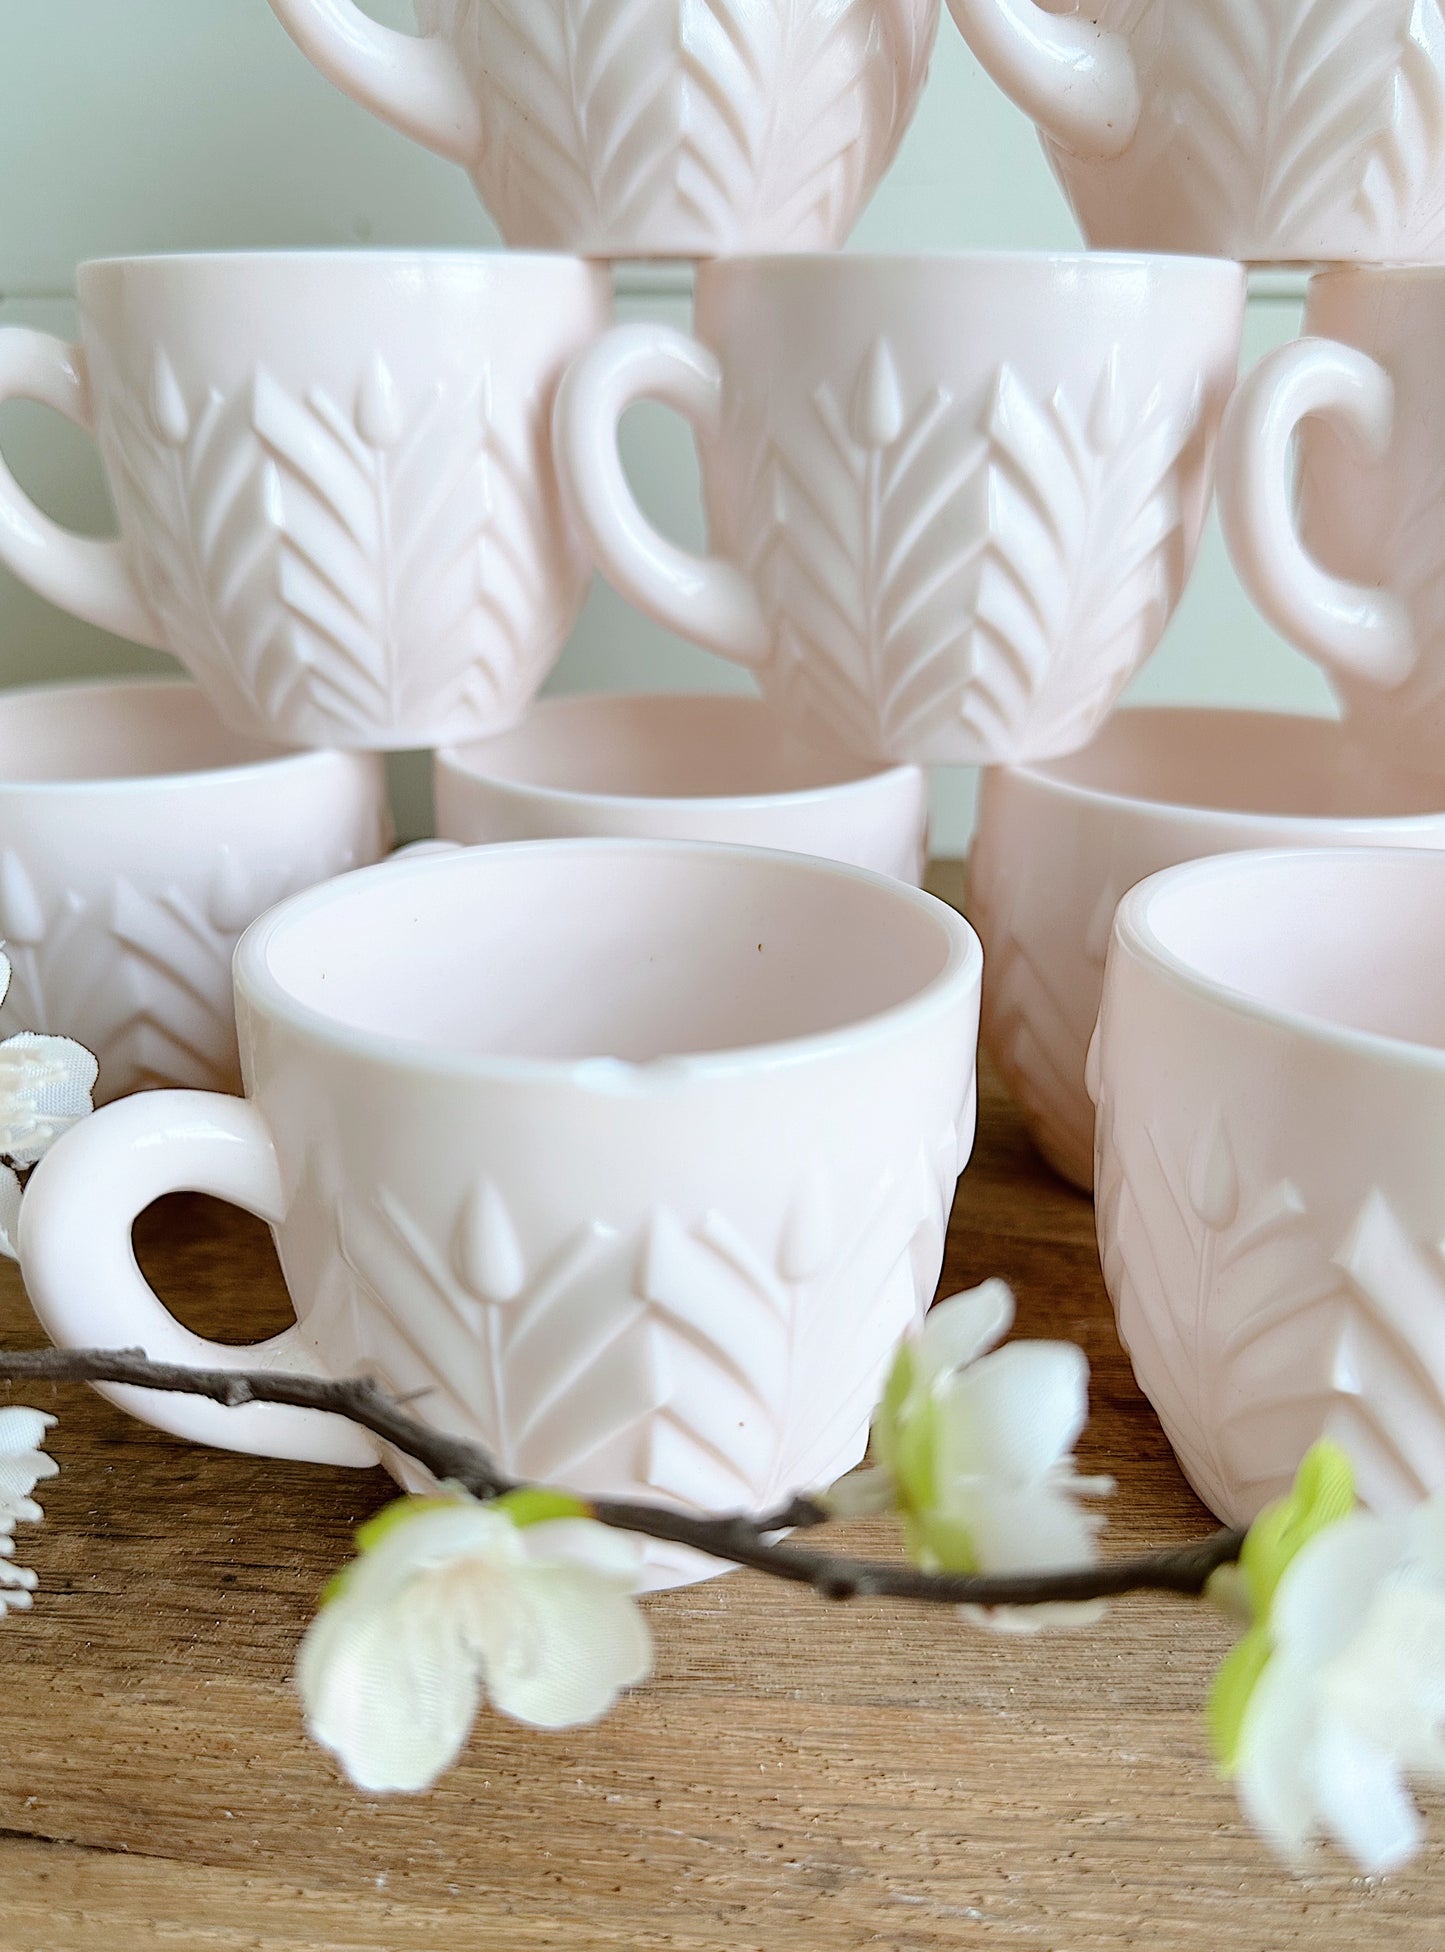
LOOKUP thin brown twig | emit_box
[0,1348,1246,1608]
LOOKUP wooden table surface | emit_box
[0,866,1441,1952]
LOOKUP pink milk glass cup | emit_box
[435,692,929,882]
[20,840,982,1587]
[0,676,390,1103]
[0,252,611,751]
[264,0,940,259]
[1092,847,1445,1528]
[970,706,1445,1192]
[554,253,1245,766]
[946,0,1445,265]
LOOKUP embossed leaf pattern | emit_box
[333,1155,947,1519]
[1356,0,1445,249]
[965,358,1195,760]
[0,843,378,1102]
[426,0,926,249]
[1155,0,1412,242]
[968,830,1112,1188]
[1096,1101,1445,1523]
[1216,1192,1445,1513]
[93,346,560,743]
[741,342,1194,763]
[677,0,890,247]
[0,851,238,1099]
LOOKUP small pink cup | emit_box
[1092,847,1445,1527]
[436,693,929,883]
[21,840,981,1587]
[970,707,1445,1191]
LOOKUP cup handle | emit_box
[1216,337,1415,692]
[553,322,771,670]
[945,0,1140,160]
[0,329,164,647]
[265,0,481,165]
[18,1090,379,1468]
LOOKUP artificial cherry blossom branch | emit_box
[0,1346,1245,1608]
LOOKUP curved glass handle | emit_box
[0,328,163,647]
[266,0,481,164]
[553,322,771,670]
[945,0,1140,159]
[19,1090,378,1468]
[1217,337,1415,692]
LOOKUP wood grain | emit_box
[0,864,1440,1949]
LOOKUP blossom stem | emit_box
[0,1347,1245,1608]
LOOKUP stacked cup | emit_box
[0,0,986,1588]
[947,0,1445,1527]
[9,0,1445,1564]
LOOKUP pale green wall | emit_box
[0,4,1328,844]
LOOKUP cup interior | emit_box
[1135,850,1445,1054]
[1030,708,1445,822]
[443,695,892,802]
[252,843,965,1066]
[0,680,290,784]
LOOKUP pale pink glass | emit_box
[554,253,1244,766]
[971,707,1445,1191]
[0,677,391,1104]
[1093,847,1445,1527]
[946,0,1445,265]
[20,841,982,1588]
[0,252,611,751]
[435,693,929,882]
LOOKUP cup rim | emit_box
[1115,846,1445,1074]
[0,676,361,797]
[696,249,1245,286]
[435,692,922,814]
[76,248,598,277]
[989,704,1445,833]
[235,837,981,1084]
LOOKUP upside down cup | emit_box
[555,253,1245,765]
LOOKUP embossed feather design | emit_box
[331,1153,945,1521]
[422,0,931,250]
[1097,1108,1445,1522]
[0,850,243,1099]
[95,348,559,744]
[1154,0,1413,242]
[743,341,1195,764]
[969,830,1121,1188]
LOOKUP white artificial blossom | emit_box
[0,1406,58,1611]
[834,1280,1113,1628]
[298,1493,654,1794]
[1231,1487,1445,1875]
[0,950,98,1257]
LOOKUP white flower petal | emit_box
[0,1165,22,1262]
[0,1033,98,1165]
[1273,1511,1409,1669]
[1312,1716,1425,1878]
[915,1281,1015,1386]
[1237,1658,1323,1869]
[947,1480,1106,1577]
[0,951,12,1013]
[1405,1488,1445,1579]
[484,1568,653,1729]
[936,1341,1091,1484]
[0,1408,55,1455]
[518,1517,646,1586]
[298,1501,651,1792]
[1322,1585,1445,1775]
